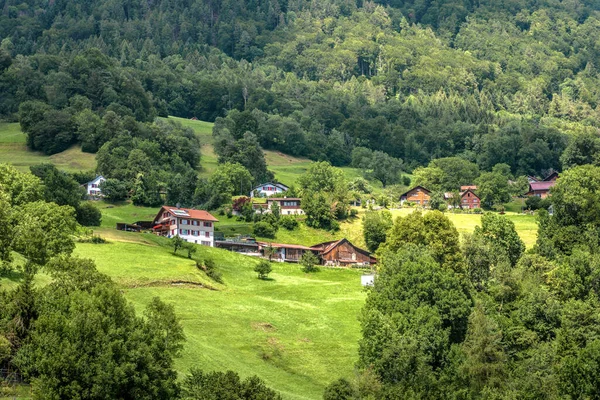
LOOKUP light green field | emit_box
[0,122,96,172]
[73,231,366,400]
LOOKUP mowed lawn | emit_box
[0,122,96,172]
[74,231,367,400]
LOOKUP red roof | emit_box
[529,181,556,191]
[460,185,477,191]
[161,206,219,222]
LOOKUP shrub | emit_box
[254,221,276,238]
[472,207,483,214]
[254,260,272,279]
[280,216,299,230]
[300,252,319,273]
[76,202,102,226]
[349,208,359,218]
[323,378,355,400]
[329,220,340,232]
[203,258,223,283]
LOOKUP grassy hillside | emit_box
[72,230,366,400]
[0,122,96,172]
[0,201,539,399]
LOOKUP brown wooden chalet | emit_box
[400,186,431,207]
[460,188,480,209]
[252,238,376,266]
[311,239,377,266]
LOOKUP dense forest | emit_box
[2,0,600,178]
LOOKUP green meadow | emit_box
[0,122,96,172]
[73,230,367,400]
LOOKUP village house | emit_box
[257,242,314,262]
[460,188,480,209]
[267,197,304,215]
[239,238,378,266]
[250,182,289,198]
[526,172,559,198]
[311,239,377,266]
[526,181,556,198]
[83,175,105,198]
[152,206,218,246]
[400,186,431,207]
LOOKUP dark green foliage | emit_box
[358,245,472,395]
[75,202,102,227]
[362,211,393,252]
[475,213,525,267]
[300,252,320,273]
[476,171,511,208]
[382,211,464,272]
[536,165,600,257]
[302,192,336,231]
[253,221,276,238]
[172,236,184,254]
[525,195,551,211]
[202,258,223,284]
[181,369,281,400]
[30,163,85,209]
[279,216,298,230]
[99,179,129,202]
[323,378,355,400]
[254,260,273,280]
[14,263,183,399]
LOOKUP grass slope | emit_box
[0,122,95,172]
[74,231,366,400]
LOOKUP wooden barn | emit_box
[400,186,431,207]
[311,239,376,266]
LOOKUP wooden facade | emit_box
[400,186,431,206]
[460,189,480,209]
[311,239,376,266]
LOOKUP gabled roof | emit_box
[529,181,556,191]
[400,185,431,198]
[460,188,480,199]
[311,238,373,258]
[253,182,289,191]
[84,175,105,186]
[156,206,219,222]
[460,185,477,191]
[543,171,559,181]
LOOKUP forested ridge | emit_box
[2,0,600,176]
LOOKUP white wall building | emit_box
[267,198,304,215]
[84,175,106,198]
[250,182,289,198]
[152,206,219,247]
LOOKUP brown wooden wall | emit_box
[404,188,430,206]
[322,242,372,265]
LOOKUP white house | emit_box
[250,182,289,198]
[84,175,106,198]
[267,198,304,215]
[152,206,219,247]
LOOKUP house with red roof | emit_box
[152,206,219,246]
[526,181,556,199]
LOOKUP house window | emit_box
[182,219,188,225]
[201,241,211,246]
[205,231,210,238]
[203,222,212,227]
